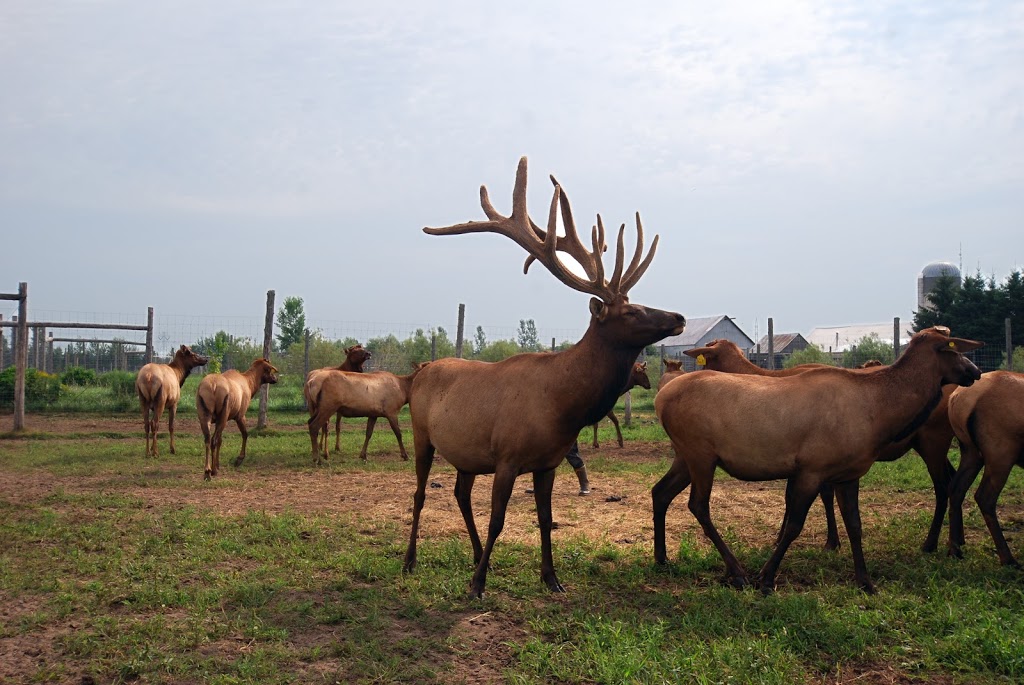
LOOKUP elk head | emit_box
[252,358,279,385]
[913,326,983,387]
[345,344,372,367]
[424,157,685,348]
[684,339,736,368]
[632,361,652,389]
[174,344,209,372]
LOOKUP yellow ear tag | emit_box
[948,341,956,348]
[696,354,706,366]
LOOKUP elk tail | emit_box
[966,409,981,450]
[307,388,325,426]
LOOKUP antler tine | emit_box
[607,223,627,294]
[590,220,605,289]
[619,213,659,295]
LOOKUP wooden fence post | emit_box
[1007,318,1013,371]
[302,328,311,411]
[0,314,5,373]
[257,289,275,429]
[551,337,555,352]
[145,307,154,364]
[767,318,775,370]
[14,283,28,431]
[455,304,465,359]
[893,317,901,360]
[431,333,437,362]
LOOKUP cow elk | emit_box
[682,338,960,554]
[135,345,209,456]
[591,361,651,448]
[304,344,372,453]
[658,358,684,391]
[947,370,1024,566]
[654,327,981,594]
[403,157,686,598]
[306,362,429,464]
[196,358,279,480]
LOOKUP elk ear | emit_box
[940,337,984,354]
[589,297,609,322]
[683,347,706,359]
[639,361,647,370]
[179,345,188,352]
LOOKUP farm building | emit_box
[657,315,754,371]
[748,332,810,369]
[806,323,913,354]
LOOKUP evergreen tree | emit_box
[517,319,540,351]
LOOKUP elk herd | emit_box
[133,158,1022,599]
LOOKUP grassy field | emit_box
[1,399,1023,684]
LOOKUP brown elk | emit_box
[303,344,372,453]
[653,327,981,593]
[591,361,651,448]
[403,157,686,598]
[947,370,1024,566]
[682,338,959,554]
[135,345,209,456]
[306,362,429,464]
[657,359,684,391]
[196,358,279,480]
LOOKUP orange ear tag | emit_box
[696,354,706,366]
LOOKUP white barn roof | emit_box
[806,323,914,353]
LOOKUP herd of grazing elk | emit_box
[133,157,1022,598]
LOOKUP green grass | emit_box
[2,411,1024,684]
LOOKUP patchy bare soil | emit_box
[0,415,992,685]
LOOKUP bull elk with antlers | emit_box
[403,157,686,598]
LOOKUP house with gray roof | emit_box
[749,332,811,369]
[657,315,754,371]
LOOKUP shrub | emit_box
[783,345,835,368]
[0,367,63,407]
[97,371,138,401]
[61,366,97,386]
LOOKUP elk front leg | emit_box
[651,456,692,565]
[454,471,483,563]
[201,417,214,480]
[167,403,178,455]
[403,434,436,575]
[917,439,957,553]
[687,459,748,588]
[607,411,624,448]
[233,417,248,467]
[140,399,152,456]
[757,475,820,594]
[469,464,518,599]
[308,413,326,465]
[834,479,874,593]
[818,483,841,551]
[532,467,564,592]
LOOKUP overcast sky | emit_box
[2,1,1022,347]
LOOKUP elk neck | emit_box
[558,326,647,427]
[240,364,267,395]
[168,355,194,388]
[868,345,946,444]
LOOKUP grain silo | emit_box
[917,261,961,310]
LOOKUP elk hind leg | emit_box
[687,459,748,588]
[385,414,409,461]
[974,457,1018,567]
[233,416,248,467]
[359,417,378,460]
[403,434,436,575]
[947,445,984,559]
[469,464,518,599]
[454,471,483,563]
[532,467,564,592]
[651,455,693,565]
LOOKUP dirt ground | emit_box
[0,414,968,685]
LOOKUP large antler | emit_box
[423,157,659,302]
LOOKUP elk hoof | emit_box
[169,446,176,455]
[544,577,565,593]
[920,539,938,554]
[947,545,965,560]
[823,539,841,552]
[402,560,416,574]
[233,458,243,468]
[725,574,750,590]
[859,580,877,595]
[755,575,775,594]
[204,471,212,481]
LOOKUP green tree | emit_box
[474,326,487,356]
[842,334,895,368]
[275,296,306,351]
[478,339,520,362]
[783,345,834,368]
[517,319,541,352]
